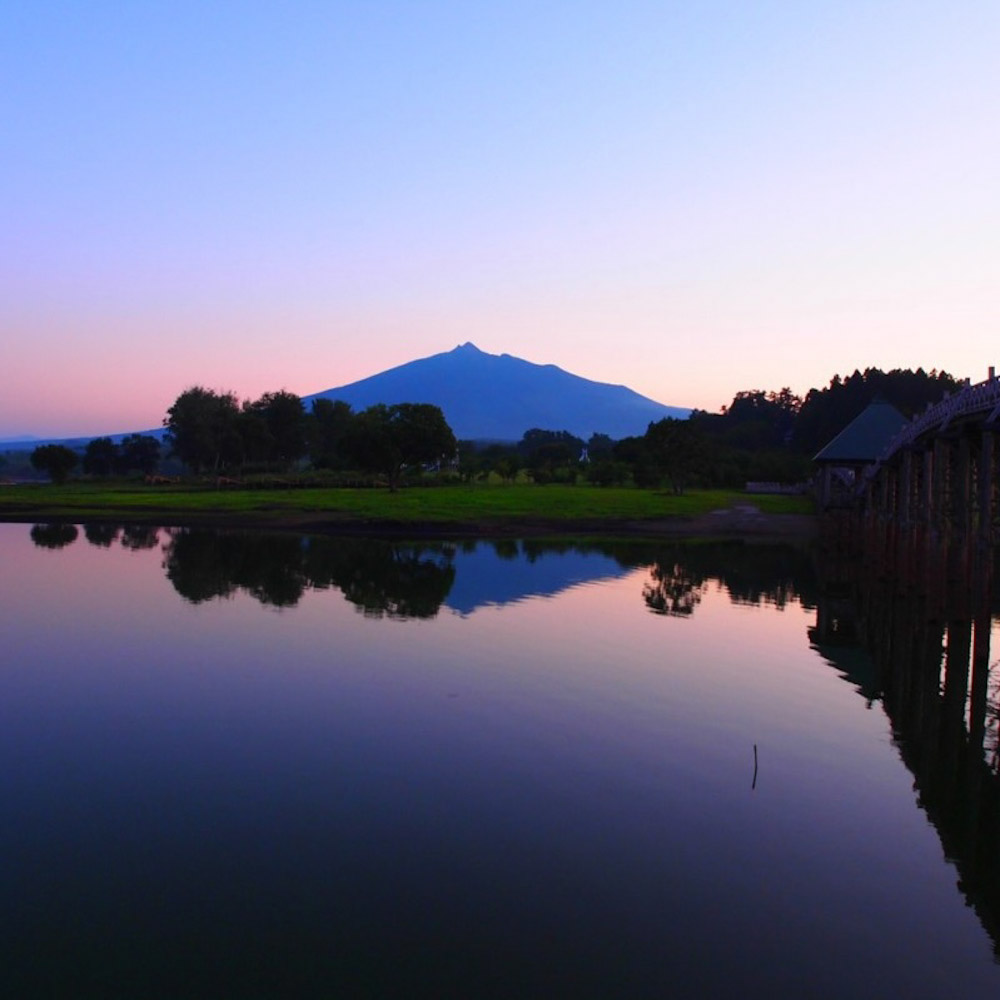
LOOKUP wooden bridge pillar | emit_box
[932,437,950,537]
[980,430,995,544]
[920,445,934,528]
[954,435,972,537]
[899,448,913,525]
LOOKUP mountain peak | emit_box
[306,346,689,440]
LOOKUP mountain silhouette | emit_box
[305,342,689,440]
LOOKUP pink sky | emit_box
[2,3,997,438]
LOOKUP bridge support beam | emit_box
[899,449,912,525]
[921,446,934,528]
[951,433,972,538]
[980,430,995,545]
[932,437,949,537]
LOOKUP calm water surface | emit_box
[1,524,998,997]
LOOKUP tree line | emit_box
[164,387,456,490]
[29,433,161,484]
[26,365,959,489]
[459,366,961,491]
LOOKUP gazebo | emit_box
[813,397,907,508]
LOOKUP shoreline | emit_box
[0,505,818,541]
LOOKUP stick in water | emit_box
[752,743,758,791]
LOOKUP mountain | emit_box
[305,342,689,440]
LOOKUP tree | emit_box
[309,398,354,469]
[586,433,615,459]
[644,418,703,494]
[346,403,457,490]
[517,428,584,458]
[30,444,78,484]
[118,434,161,475]
[613,435,659,487]
[477,443,521,484]
[235,403,271,467]
[82,437,119,477]
[456,441,484,483]
[518,429,583,484]
[793,367,958,454]
[164,387,241,472]
[245,390,308,468]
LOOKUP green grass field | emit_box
[0,480,814,528]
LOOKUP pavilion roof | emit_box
[813,398,907,464]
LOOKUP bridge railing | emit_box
[859,375,1000,492]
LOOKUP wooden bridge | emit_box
[859,372,1000,544]
[816,373,1000,954]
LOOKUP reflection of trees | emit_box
[642,561,706,617]
[84,523,120,547]
[163,532,305,607]
[512,538,815,619]
[492,539,519,561]
[304,539,455,619]
[162,530,455,617]
[631,541,816,619]
[120,525,160,550]
[30,523,78,549]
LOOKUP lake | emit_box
[2,523,998,997]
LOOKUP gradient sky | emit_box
[2,1,997,437]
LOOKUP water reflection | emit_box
[29,524,820,620]
[29,522,78,549]
[83,523,119,547]
[815,526,1000,956]
[159,531,818,619]
[164,531,456,617]
[120,524,160,550]
[9,521,1000,994]
[642,560,706,616]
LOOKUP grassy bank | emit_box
[0,480,815,535]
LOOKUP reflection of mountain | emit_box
[815,532,1000,955]
[443,542,628,615]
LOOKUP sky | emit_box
[2,1,998,438]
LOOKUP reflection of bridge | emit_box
[818,375,1000,951]
[859,373,1000,542]
[814,521,1000,956]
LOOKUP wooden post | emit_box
[921,446,934,527]
[954,435,971,537]
[900,449,912,525]
[980,430,995,544]
[932,437,948,537]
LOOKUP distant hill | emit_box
[0,428,165,451]
[306,342,689,440]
